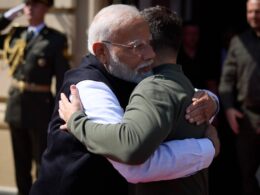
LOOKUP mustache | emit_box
[135,59,154,72]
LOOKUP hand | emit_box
[225,108,243,134]
[4,4,25,20]
[185,90,218,125]
[58,85,83,130]
[204,124,220,157]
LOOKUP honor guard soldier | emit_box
[0,0,70,194]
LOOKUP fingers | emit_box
[60,124,68,130]
[60,92,70,104]
[186,99,202,113]
[70,84,79,97]
[185,112,207,125]
[236,111,244,119]
[186,101,210,125]
[229,118,239,134]
[59,93,67,118]
[186,90,218,125]
[59,92,75,114]
[59,89,79,133]
[58,105,64,120]
[226,108,242,134]
[58,95,69,131]
[70,85,83,109]
[59,92,71,123]
[58,85,81,132]
[192,90,205,99]
[186,93,208,113]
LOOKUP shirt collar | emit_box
[27,23,45,35]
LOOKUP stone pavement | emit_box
[0,129,17,195]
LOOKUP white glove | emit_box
[4,3,25,20]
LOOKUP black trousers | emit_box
[236,113,260,195]
[9,124,47,195]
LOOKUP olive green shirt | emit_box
[68,64,209,195]
[68,64,207,164]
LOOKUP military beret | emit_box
[23,0,54,7]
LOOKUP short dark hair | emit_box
[23,0,54,7]
[140,5,182,53]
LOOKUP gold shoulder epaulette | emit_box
[11,23,21,28]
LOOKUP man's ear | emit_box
[92,42,109,65]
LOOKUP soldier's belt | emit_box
[12,79,51,93]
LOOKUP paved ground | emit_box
[0,101,38,195]
[0,101,17,194]
[0,129,17,195]
[0,187,17,195]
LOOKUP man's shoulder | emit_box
[229,29,254,50]
[63,55,104,84]
[232,29,252,41]
[139,73,167,85]
[9,23,27,33]
[134,76,162,94]
[136,70,188,95]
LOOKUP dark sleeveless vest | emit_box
[30,54,136,195]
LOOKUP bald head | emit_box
[247,0,260,35]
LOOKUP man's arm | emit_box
[3,4,24,20]
[0,4,24,30]
[59,82,217,183]
[218,36,242,134]
[110,137,214,183]
[63,80,169,163]
[63,78,218,164]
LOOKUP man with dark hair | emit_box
[59,5,219,195]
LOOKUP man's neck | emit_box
[29,17,45,27]
[28,23,45,36]
[154,52,177,67]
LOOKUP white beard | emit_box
[108,51,153,83]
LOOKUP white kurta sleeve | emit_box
[76,80,215,183]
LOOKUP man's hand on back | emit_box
[58,84,83,130]
[185,90,218,125]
